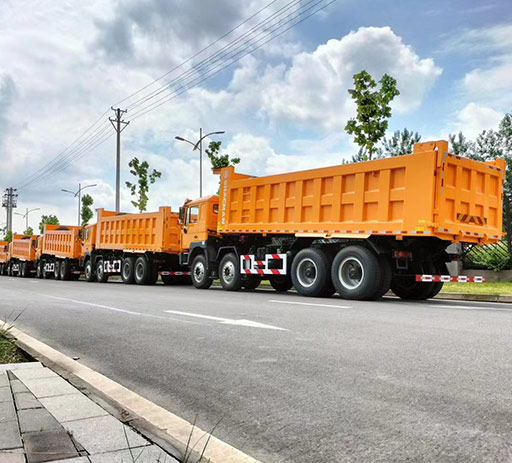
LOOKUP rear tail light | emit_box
[393,250,412,259]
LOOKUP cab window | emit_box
[187,206,199,225]
[213,204,219,214]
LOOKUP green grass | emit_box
[441,282,512,295]
[0,333,29,364]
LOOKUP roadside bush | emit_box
[472,246,510,272]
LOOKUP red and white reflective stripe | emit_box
[159,271,191,276]
[240,253,287,275]
[415,274,486,283]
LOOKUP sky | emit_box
[1,0,511,232]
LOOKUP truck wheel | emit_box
[331,246,381,300]
[390,261,436,300]
[54,261,61,280]
[425,263,446,299]
[84,260,95,282]
[134,256,150,285]
[191,255,212,289]
[291,248,334,297]
[219,253,242,291]
[96,259,109,283]
[20,262,26,278]
[242,276,261,290]
[372,257,393,299]
[148,263,159,285]
[7,264,12,277]
[36,262,43,279]
[121,257,135,284]
[60,260,71,281]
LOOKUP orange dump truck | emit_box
[177,140,505,300]
[82,207,188,284]
[6,234,39,277]
[35,224,83,280]
[0,241,8,275]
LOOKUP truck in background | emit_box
[176,140,505,300]
[0,241,8,275]
[35,224,83,280]
[82,207,190,285]
[6,234,38,277]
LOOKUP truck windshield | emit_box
[187,206,199,224]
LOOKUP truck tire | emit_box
[54,261,61,280]
[121,257,136,284]
[60,260,71,281]
[331,246,381,300]
[219,253,242,291]
[425,263,447,299]
[372,257,393,299]
[20,262,26,278]
[291,248,334,297]
[134,256,150,285]
[390,261,436,300]
[84,260,95,282]
[96,259,109,283]
[36,262,43,279]
[148,263,159,285]
[242,276,261,290]
[191,255,213,289]
[269,276,293,292]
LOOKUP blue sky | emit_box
[0,0,511,230]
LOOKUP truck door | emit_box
[181,204,201,250]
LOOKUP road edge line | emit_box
[2,321,263,463]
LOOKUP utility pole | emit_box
[109,108,129,212]
[2,188,18,233]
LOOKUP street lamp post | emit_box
[175,128,225,197]
[61,183,97,226]
[14,208,40,233]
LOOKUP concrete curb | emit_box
[1,322,263,463]
[435,292,512,303]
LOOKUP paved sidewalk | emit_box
[0,362,178,463]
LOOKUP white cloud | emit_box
[446,103,503,139]
[259,26,442,130]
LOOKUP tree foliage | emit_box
[382,128,421,157]
[2,230,12,242]
[125,157,162,213]
[205,141,240,169]
[345,70,400,160]
[24,227,34,236]
[81,194,94,225]
[39,215,59,234]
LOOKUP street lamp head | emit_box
[175,136,185,141]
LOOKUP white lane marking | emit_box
[269,300,351,309]
[42,295,200,324]
[164,310,288,331]
[426,304,512,312]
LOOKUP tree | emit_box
[39,215,59,234]
[205,141,240,169]
[81,194,94,225]
[448,131,474,156]
[382,129,421,157]
[2,230,12,242]
[24,227,34,235]
[345,70,400,160]
[125,157,162,213]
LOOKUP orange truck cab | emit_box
[7,234,39,277]
[0,241,9,276]
[177,140,506,300]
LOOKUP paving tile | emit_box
[0,401,17,423]
[0,448,25,463]
[62,415,149,455]
[14,392,41,410]
[18,408,60,434]
[50,458,90,463]
[0,386,11,403]
[10,380,29,394]
[20,378,76,399]
[13,369,57,381]
[0,372,8,387]
[23,429,78,463]
[89,445,179,463]
[0,421,22,450]
[40,394,108,423]
[0,362,42,372]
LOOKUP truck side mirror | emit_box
[179,207,185,224]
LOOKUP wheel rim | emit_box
[296,258,318,288]
[135,262,144,280]
[85,263,91,278]
[338,257,364,290]
[123,262,130,279]
[98,262,103,279]
[194,261,205,282]
[222,261,236,284]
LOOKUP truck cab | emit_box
[179,195,220,251]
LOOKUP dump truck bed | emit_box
[217,141,505,245]
[42,224,83,259]
[10,235,38,261]
[0,241,8,263]
[95,207,181,253]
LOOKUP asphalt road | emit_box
[1,277,511,463]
